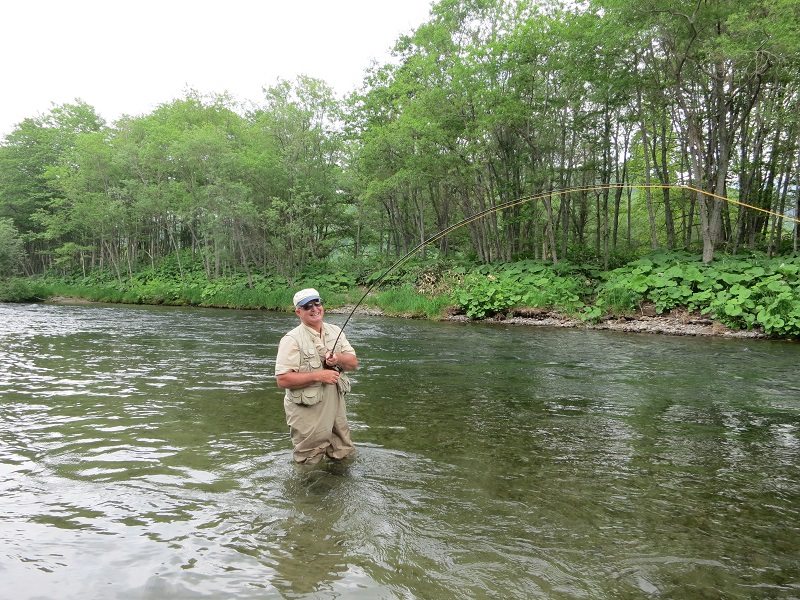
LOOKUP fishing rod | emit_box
[331,183,800,350]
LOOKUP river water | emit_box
[0,302,798,599]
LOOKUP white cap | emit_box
[293,288,321,308]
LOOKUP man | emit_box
[275,288,358,465]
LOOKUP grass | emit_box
[369,286,452,319]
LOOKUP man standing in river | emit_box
[275,288,357,465]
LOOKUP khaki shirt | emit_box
[275,322,355,377]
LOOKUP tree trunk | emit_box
[636,85,659,250]
[543,193,558,265]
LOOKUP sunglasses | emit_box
[300,300,323,310]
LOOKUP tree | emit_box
[251,77,350,277]
[3,0,799,280]
[622,0,799,261]
[0,101,105,271]
[0,218,24,276]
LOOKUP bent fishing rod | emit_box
[331,183,799,350]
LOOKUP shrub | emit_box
[0,278,46,302]
[451,260,588,319]
[586,251,800,337]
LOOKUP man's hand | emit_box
[316,368,340,385]
[326,350,358,372]
[325,351,339,369]
[277,368,338,389]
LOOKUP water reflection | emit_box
[0,303,798,599]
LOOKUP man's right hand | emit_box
[317,369,340,386]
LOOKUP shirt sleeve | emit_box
[275,335,301,376]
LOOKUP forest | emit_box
[1,0,799,335]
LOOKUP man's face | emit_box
[296,300,324,328]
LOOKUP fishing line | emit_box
[332,183,799,349]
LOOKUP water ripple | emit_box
[1,303,799,599]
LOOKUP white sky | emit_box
[0,0,434,137]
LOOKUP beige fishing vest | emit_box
[284,323,351,406]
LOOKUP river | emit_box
[0,302,798,599]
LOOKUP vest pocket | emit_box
[289,383,324,406]
[337,373,351,395]
[299,356,322,372]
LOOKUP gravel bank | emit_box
[331,305,769,339]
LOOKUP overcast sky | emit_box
[0,0,434,137]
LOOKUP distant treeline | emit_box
[1,0,799,283]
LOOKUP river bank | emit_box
[45,296,770,339]
[328,304,771,339]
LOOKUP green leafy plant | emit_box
[585,251,800,337]
[451,260,587,319]
[0,278,46,302]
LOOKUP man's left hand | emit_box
[325,351,339,369]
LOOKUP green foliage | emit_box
[13,251,800,338]
[0,278,47,302]
[1,1,797,284]
[450,260,589,319]
[373,285,452,319]
[0,218,24,276]
[586,251,800,337]
[51,242,93,273]
[296,261,357,292]
[709,263,800,336]
[31,252,365,312]
[363,256,462,293]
